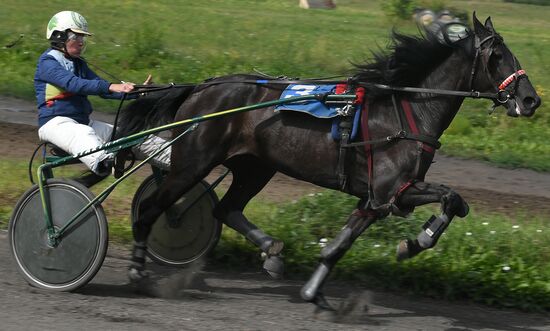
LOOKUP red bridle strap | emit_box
[498,69,526,91]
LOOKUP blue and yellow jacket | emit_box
[34,48,126,127]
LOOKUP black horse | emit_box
[119,14,540,309]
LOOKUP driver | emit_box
[34,11,146,181]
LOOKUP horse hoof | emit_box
[396,239,411,261]
[267,239,284,256]
[311,293,336,311]
[263,255,284,279]
[128,267,151,283]
[396,239,422,261]
[300,285,335,311]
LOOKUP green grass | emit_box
[0,0,549,169]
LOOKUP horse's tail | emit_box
[116,86,196,139]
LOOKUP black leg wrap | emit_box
[417,214,449,249]
[396,215,450,261]
[130,241,147,270]
[128,241,150,282]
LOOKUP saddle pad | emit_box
[275,84,339,118]
[275,84,361,140]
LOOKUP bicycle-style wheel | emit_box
[9,179,108,291]
[131,175,221,267]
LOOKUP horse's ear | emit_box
[484,16,495,32]
[472,12,488,36]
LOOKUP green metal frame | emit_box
[34,93,357,246]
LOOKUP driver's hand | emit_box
[109,82,135,93]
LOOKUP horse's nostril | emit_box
[523,96,541,109]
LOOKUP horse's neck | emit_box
[415,50,473,137]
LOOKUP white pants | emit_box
[38,116,114,174]
[38,116,171,174]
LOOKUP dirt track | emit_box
[1,96,550,330]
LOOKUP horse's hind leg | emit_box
[213,156,283,278]
[394,181,469,260]
[301,206,380,310]
[129,165,212,280]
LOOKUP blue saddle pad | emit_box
[275,84,361,140]
[275,84,338,118]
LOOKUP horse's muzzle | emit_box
[505,95,540,117]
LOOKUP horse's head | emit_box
[472,13,541,117]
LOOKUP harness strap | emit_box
[389,180,415,205]
[342,99,440,150]
[360,100,375,205]
[337,118,352,190]
[400,100,440,151]
[335,84,365,191]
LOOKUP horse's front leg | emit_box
[301,208,379,310]
[395,182,469,260]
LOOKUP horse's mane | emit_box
[353,31,456,91]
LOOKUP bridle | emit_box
[350,32,527,108]
[468,32,527,107]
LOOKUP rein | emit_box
[356,82,508,103]
[131,76,513,105]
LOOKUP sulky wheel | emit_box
[131,175,221,267]
[9,179,108,291]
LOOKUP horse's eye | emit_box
[492,52,503,61]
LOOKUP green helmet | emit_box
[46,11,92,40]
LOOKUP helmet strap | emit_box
[50,30,76,58]
[50,42,67,53]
